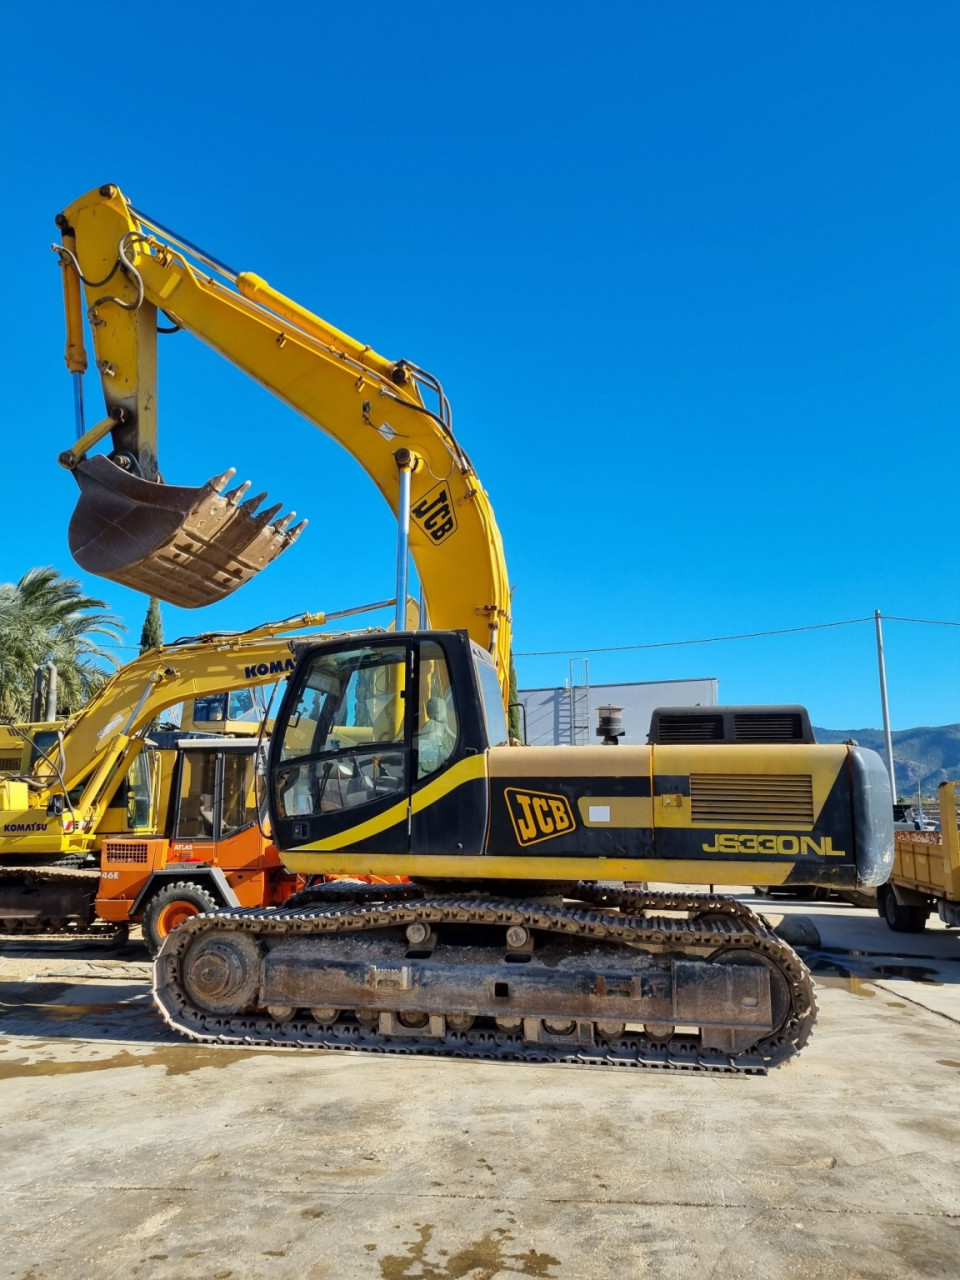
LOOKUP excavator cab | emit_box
[269,631,495,860]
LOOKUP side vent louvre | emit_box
[654,714,725,743]
[690,774,815,826]
[732,713,805,742]
[649,705,815,744]
[103,840,150,864]
[0,756,22,771]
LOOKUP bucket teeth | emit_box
[240,491,269,515]
[67,454,305,609]
[225,480,252,504]
[211,467,237,493]
[259,501,284,524]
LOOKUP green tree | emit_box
[139,597,163,654]
[0,567,125,719]
[508,650,522,741]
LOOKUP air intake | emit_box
[651,713,725,743]
[649,705,814,745]
[691,774,815,825]
[103,840,151,864]
[733,712,807,742]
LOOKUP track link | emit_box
[154,886,817,1073]
[0,866,121,940]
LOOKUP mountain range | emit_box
[813,723,960,800]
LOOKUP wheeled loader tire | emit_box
[142,881,220,956]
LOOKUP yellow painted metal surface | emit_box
[488,746,651,778]
[576,796,653,828]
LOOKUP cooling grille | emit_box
[655,715,724,743]
[690,774,815,825]
[103,841,150,864]
[732,712,806,742]
[0,756,22,771]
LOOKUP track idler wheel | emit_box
[180,930,262,1015]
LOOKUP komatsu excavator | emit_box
[0,607,389,945]
[54,185,894,1071]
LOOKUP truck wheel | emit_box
[880,884,928,933]
[142,881,221,955]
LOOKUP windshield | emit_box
[278,645,407,762]
[273,645,409,822]
[475,653,508,747]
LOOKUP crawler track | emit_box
[0,865,121,940]
[154,884,817,1073]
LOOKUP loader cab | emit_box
[268,631,502,856]
[168,738,264,851]
[97,736,291,949]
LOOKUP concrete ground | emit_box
[1,890,958,1280]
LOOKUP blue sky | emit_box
[1,1,957,730]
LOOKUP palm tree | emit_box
[0,567,125,719]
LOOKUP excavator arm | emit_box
[54,185,512,696]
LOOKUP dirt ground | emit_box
[1,891,958,1280]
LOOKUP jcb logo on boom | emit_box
[243,658,297,679]
[505,788,577,847]
[701,834,846,857]
[412,482,457,545]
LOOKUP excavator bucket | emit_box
[67,455,306,608]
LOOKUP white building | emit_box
[516,677,718,747]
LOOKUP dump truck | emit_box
[877,782,959,932]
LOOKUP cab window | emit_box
[416,641,459,779]
[125,750,154,830]
[175,752,218,839]
[274,645,407,819]
[227,689,260,723]
[475,655,508,746]
[221,753,260,836]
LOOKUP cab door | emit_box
[407,636,490,857]
[270,640,413,854]
[169,746,266,877]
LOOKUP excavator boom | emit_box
[55,186,512,693]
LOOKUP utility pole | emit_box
[875,609,897,798]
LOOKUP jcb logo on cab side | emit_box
[505,788,577,847]
[412,482,457,545]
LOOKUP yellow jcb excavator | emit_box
[53,185,894,1071]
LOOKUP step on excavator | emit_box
[53,185,895,1070]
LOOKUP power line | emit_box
[883,616,960,627]
[93,613,960,657]
[516,615,960,659]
